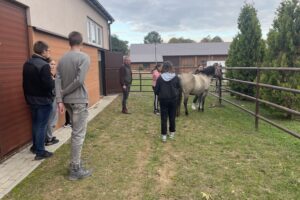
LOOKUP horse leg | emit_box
[191,95,198,110]
[201,91,208,112]
[201,97,205,112]
[176,93,182,117]
[184,97,189,116]
[198,94,203,111]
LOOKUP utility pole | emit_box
[154,42,157,65]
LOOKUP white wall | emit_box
[16,0,110,49]
[206,60,226,66]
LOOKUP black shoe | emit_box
[30,146,36,154]
[34,151,53,160]
[45,137,59,146]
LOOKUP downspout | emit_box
[108,21,112,51]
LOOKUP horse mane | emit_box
[197,66,215,76]
[195,65,222,79]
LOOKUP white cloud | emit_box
[99,0,282,43]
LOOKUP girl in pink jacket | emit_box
[152,64,162,115]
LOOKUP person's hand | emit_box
[58,102,65,114]
[122,85,126,89]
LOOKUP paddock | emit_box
[3,92,300,200]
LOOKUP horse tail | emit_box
[176,79,183,117]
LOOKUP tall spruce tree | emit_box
[261,0,300,118]
[226,3,265,97]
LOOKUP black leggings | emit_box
[160,99,177,135]
[152,86,159,111]
[65,111,71,125]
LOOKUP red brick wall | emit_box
[33,31,100,127]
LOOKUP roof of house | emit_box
[86,0,114,23]
[130,42,231,63]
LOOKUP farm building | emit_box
[0,0,120,160]
[130,42,231,71]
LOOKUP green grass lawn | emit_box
[4,93,300,200]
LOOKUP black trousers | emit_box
[122,85,131,109]
[65,111,71,125]
[160,99,177,135]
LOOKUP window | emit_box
[143,63,150,68]
[87,18,103,47]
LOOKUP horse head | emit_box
[214,64,222,79]
[196,63,222,79]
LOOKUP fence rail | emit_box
[131,72,153,92]
[130,67,300,139]
[219,67,300,139]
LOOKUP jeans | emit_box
[122,85,131,109]
[46,99,58,141]
[160,99,177,135]
[65,103,89,165]
[30,104,52,155]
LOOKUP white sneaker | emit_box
[64,124,72,128]
[162,135,167,142]
[169,132,175,139]
[191,103,197,110]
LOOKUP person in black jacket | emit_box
[23,41,54,160]
[155,61,181,142]
[119,56,132,114]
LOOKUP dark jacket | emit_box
[155,73,181,101]
[23,54,54,105]
[119,64,132,85]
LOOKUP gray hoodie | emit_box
[55,51,90,104]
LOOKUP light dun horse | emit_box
[177,64,222,116]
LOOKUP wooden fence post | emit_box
[218,70,223,105]
[139,73,142,92]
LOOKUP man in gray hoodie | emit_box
[55,31,91,180]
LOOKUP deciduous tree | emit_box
[144,31,163,44]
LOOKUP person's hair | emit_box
[45,57,52,63]
[33,41,49,55]
[161,61,174,73]
[152,63,161,72]
[68,31,83,46]
[123,56,130,63]
[49,58,56,64]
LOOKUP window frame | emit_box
[87,17,103,47]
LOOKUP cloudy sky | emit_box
[100,0,282,44]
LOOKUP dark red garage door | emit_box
[103,50,123,94]
[0,1,31,159]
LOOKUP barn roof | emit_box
[130,42,231,63]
